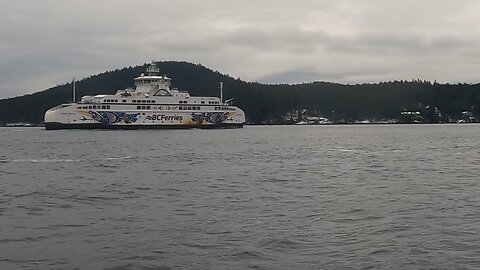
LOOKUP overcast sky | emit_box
[1,0,480,98]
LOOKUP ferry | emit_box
[44,63,246,130]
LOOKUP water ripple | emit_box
[1,125,480,269]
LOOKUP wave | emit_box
[0,156,133,164]
[99,156,132,160]
[2,159,82,163]
[330,147,360,153]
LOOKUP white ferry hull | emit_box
[44,122,243,130]
[44,107,245,130]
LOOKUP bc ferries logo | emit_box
[80,111,139,124]
[146,114,183,121]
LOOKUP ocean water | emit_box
[1,125,479,270]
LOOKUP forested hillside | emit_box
[1,61,480,124]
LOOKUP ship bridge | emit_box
[132,62,183,97]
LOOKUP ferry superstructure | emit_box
[44,63,245,130]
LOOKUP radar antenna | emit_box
[146,61,160,76]
[220,82,223,104]
[72,77,76,103]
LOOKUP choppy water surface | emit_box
[1,125,480,269]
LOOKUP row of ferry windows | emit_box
[103,99,155,104]
[132,100,155,103]
[103,99,221,105]
[134,105,234,111]
[177,106,234,111]
[77,104,234,111]
[78,105,111,110]
[179,106,201,110]
[138,79,164,84]
[179,100,220,105]
[215,107,235,111]
[136,106,201,111]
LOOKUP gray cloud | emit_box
[1,0,480,98]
